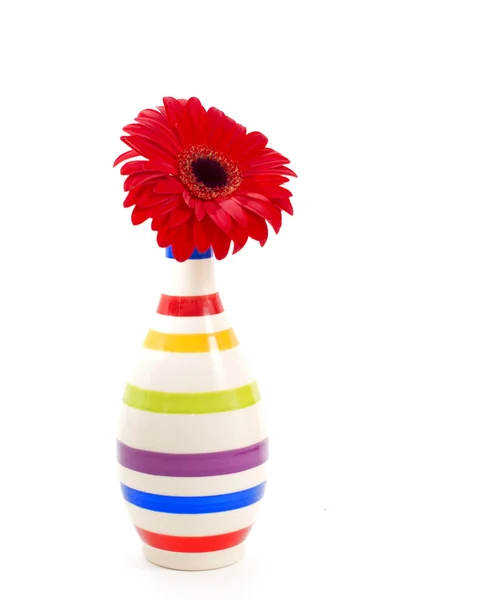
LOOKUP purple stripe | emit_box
[117,439,269,477]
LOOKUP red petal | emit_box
[121,159,177,177]
[222,122,247,154]
[131,206,151,225]
[212,115,241,154]
[168,219,195,262]
[229,224,249,254]
[135,188,166,209]
[253,147,290,162]
[122,123,179,158]
[122,122,169,142]
[186,97,206,143]
[169,206,193,227]
[149,195,183,217]
[261,147,290,159]
[134,112,181,152]
[203,108,245,156]
[243,165,297,178]
[156,221,173,247]
[203,107,226,146]
[211,229,231,260]
[123,172,167,192]
[241,173,290,184]
[138,108,169,126]
[123,186,145,208]
[195,200,206,221]
[123,196,136,208]
[234,131,268,162]
[162,97,185,128]
[261,185,292,198]
[251,202,281,234]
[114,149,138,167]
[126,184,165,209]
[235,196,282,233]
[193,217,211,252]
[199,217,231,260]
[239,181,292,198]
[135,118,180,151]
[236,191,269,202]
[162,97,189,145]
[219,198,249,226]
[271,196,294,215]
[242,210,268,245]
[120,160,148,175]
[151,211,170,227]
[205,202,233,232]
[121,135,176,163]
[244,153,291,170]
[182,189,196,208]
[151,212,171,232]
[154,178,185,194]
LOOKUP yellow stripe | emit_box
[143,328,239,353]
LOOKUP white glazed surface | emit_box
[142,543,245,571]
[162,258,217,296]
[125,503,260,536]
[128,346,254,393]
[151,312,231,334]
[118,402,266,453]
[119,464,267,496]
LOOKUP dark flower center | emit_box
[191,158,228,189]
[178,145,242,200]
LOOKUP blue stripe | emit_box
[165,247,213,260]
[121,482,266,514]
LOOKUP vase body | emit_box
[117,248,267,570]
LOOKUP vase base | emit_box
[142,542,245,571]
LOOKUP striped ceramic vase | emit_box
[117,247,268,570]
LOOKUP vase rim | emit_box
[165,247,213,260]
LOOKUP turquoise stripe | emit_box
[165,247,212,259]
[121,482,266,514]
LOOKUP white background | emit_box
[1,1,489,598]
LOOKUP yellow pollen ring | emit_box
[143,328,239,353]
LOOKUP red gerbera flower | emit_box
[114,97,296,261]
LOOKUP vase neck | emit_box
[163,247,217,297]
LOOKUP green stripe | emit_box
[123,382,261,414]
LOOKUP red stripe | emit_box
[157,293,224,317]
[136,526,252,553]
